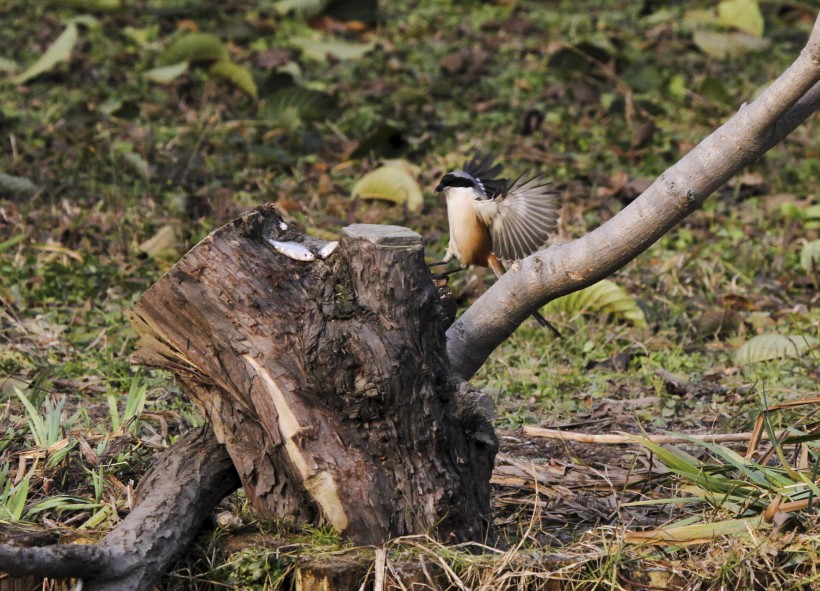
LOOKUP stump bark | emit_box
[129,204,498,544]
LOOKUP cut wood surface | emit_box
[129,207,498,544]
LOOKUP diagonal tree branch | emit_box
[446,12,820,380]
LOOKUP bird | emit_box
[432,153,561,337]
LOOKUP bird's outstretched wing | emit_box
[462,153,507,197]
[474,173,560,261]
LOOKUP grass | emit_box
[1,0,818,588]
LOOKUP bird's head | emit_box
[434,171,486,196]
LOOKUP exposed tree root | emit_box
[0,428,239,591]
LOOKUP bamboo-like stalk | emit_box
[523,426,786,445]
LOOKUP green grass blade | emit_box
[14,388,47,448]
[107,393,121,432]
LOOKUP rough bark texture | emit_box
[129,206,498,544]
[446,13,820,379]
[85,428,240,591]
[0,428,238,590]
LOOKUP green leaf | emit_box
[53,0,122,12]
[157,32,228,67]
[121,152,152,180]
[351,160,423,213]
[47,441,75,467]
[79,504,115,529]
[800,239,820,272]
[735,334,818,365]
[0,172,37,194]
[67,15,100,28]
[209,59,258,99]
[26,495,99,516]
[717,0,764,37]
[14,388,47,449]
[107,393,120,432]
[633,436,757,498]
[258,86,335,125]
[544,279,647,327]
[673,434,777,493]
[0,57,19,73]
[0,233,26,253]
[2,478,29,521]
[290,35,375,62]
[13,22,78,84]
[683,8,720,27]
[144,61,189,84]
[692,30,769,59]
[123,372,148,427]
[273,0,327,16]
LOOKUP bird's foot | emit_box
[430,265,465,280]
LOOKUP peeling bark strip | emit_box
[129,206,498,544]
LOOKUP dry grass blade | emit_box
[524,426,786,445]
[746,395,820,460]
[492,454,653,493]
[624,515,767,545]
[622,400,820,549]
[398,538,472,591]
[373,547,386,591]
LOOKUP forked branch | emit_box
[447,13,820,379]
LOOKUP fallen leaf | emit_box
[254,47,293,70]
[351,160,423,213]
[0,172,37,194]
[13,22,79,84]
[735,334,818,365]
[717,0,764,37]
[144,61,189,84]
[139,225,178,258]
[693,30,770,59]
[545,279,647,327]
[800,240,820,273]
[210,59,258,99]
[290,35,375,62]
[157,32,228,67]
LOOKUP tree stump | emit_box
[129,204,498,544]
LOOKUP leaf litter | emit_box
[0,0,818,588]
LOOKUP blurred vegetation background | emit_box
[0,0,818,587]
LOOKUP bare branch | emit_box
[447,13,820,380]
[0,544,108,578]
[522,426,785,445]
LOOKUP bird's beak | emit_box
[434,183,444,193]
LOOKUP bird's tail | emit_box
[487,255,562,338]
[531,310,562,339]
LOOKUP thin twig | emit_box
[523,426,786,445]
